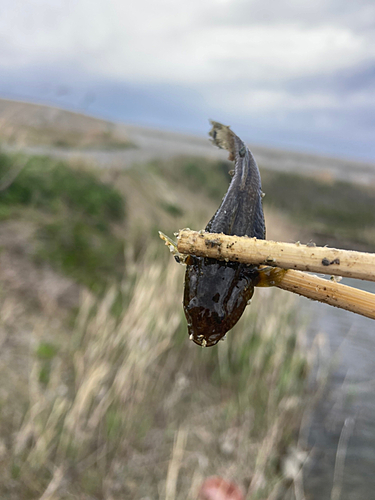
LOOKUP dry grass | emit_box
[0,249,311,499]
[0,146,317,499]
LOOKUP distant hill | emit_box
[1,98,375,186]
[0,98,133,149]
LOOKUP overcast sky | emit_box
[1,0,375,160]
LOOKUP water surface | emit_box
[303,279,375,499]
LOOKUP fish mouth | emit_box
[188,330,224,348]
[185,305,227,347]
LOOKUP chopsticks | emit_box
[176,230,375,320]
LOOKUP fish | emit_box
[183,121,266,347]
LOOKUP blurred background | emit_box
[0,1,375,499]
[1,0,375,160]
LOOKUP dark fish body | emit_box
[183,122,265,347]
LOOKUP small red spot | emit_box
[198,476,244,500]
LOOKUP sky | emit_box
[1,0,375,161]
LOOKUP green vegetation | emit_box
[160,201,185,217]
[37,219,125,291]
[147,155,375,250]
[0,151,126,290]
[0,153,124,220]
[150,156,231,201]
[35,341,59,360]
[261,170,375,249]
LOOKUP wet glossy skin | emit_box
[183,122,266,347]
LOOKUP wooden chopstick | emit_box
[177,230,375,281]
[177,230,375,320]
[275,269,375,320]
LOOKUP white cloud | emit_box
[175,24,368,83]
[207,85,375,126]
[215,89,340,113]
[1,0,375,159]
[1,0,374,88]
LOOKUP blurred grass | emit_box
[37,219,125,292]
[148,155,375,250]
[261,170,375,250]
[1,124,135,150]
[149,156,231,201]
[0,148,350,498]
[0,151,125,291]
[0,152,124,220]
[0,254,309,499]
